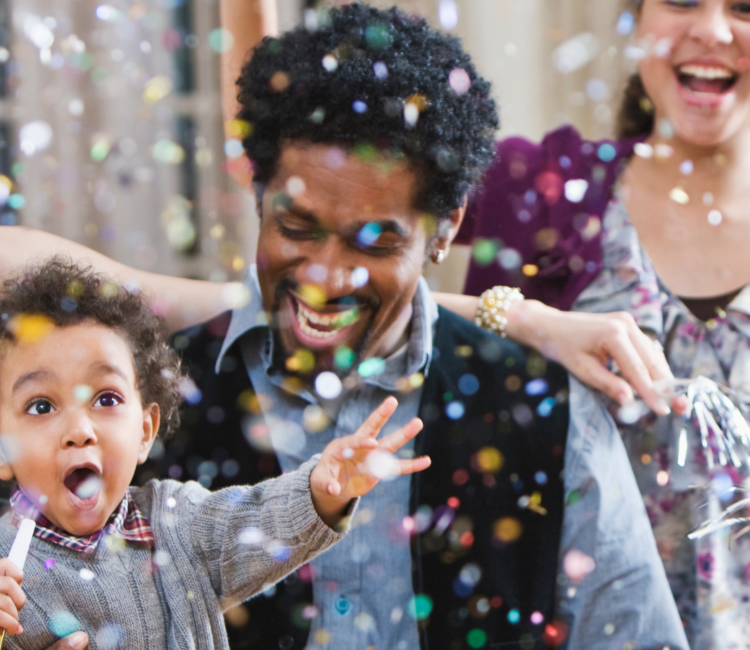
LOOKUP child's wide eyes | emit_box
[94,392,123,408]
[25,399,54,416]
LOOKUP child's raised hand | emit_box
[310,396,430,527]
[0,558,25,635]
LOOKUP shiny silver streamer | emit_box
[661,377,750,540]
[669,376,750,471]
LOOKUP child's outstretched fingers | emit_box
[0,558,25,635]
[377,417,424,454]
[357,396,399,439]
[392,455,432,476]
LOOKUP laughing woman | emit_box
[450,0,750,646]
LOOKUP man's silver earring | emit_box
[433,249,446,264]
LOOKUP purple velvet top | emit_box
[457,125,643,311]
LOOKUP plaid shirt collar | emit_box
[10,486,154,553]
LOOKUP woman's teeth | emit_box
[677,64,737,94]
[678,64,734,80]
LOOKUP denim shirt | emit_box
[218,266,435,649]
[217,265,688,650]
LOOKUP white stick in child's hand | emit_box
[0,519,34,647]
[8,519,34,571]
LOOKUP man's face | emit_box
[257,143,432,377]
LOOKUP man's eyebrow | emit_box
[275,200,408,239]
[275,199,321,225]
[12,369,56,395]
[348,220,408,239]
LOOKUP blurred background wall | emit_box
[1,0,636,293]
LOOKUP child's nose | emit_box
[61,413,98,448]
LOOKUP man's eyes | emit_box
[353,223,402,254]
[278,222,319,240]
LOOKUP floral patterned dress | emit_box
[572,196,750,650]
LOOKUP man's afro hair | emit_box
[236,2,499,219]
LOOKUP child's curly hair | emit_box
[0,257,185,436]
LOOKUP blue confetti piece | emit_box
[598,143,616,162]
[357,222,381,247]
[616,11,634,35]
[446,401,465,420]
[525,379,548,396]
[537,397,556,418]
[458,374,479,396]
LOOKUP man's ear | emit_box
[432,197,467,261]
[137,403,161,464]
[0,438,15,481]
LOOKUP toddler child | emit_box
[0,258,429,649]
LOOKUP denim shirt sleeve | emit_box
[556,377,689,650]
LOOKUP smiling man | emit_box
[259,143,436,377]
[160,4,688,650]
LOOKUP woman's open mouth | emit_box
[676,64,738,96]
[63,466,103,506]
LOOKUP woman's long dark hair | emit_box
[615,0,653,138]
[616,72,654,138]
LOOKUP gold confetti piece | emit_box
[299,284,327,309]
[669,187,689,205]
[494,517,522,542]
[476,446,503,473]
[405,93,430,111]
[224,119,253,139]
[9,314,54,344]
[142,75,173,104]
[522,264,538,277]
[268,71,290,93]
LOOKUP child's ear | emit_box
[137,403,161,464]
[0,439,15,481]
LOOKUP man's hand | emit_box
[44,632,89,649]
[310,396,430,527]
[0,558,25,636]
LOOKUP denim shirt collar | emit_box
[215,265,437,389]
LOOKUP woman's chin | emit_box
[671,116,746,150]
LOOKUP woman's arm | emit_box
[433,291,676,416]
[1,227,241,332]
[220,0,277,189]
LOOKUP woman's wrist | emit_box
[503,298,550,349]
[474,286,524,337]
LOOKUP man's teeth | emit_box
[678,64,734,80]
[296,302,357,338]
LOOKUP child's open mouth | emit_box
[63,465,103,504]
[676,64,738,96]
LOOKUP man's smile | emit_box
[287,291,367,351]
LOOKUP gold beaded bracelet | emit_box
[474,286,524,337]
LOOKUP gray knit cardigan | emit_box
[0,456,349,649]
